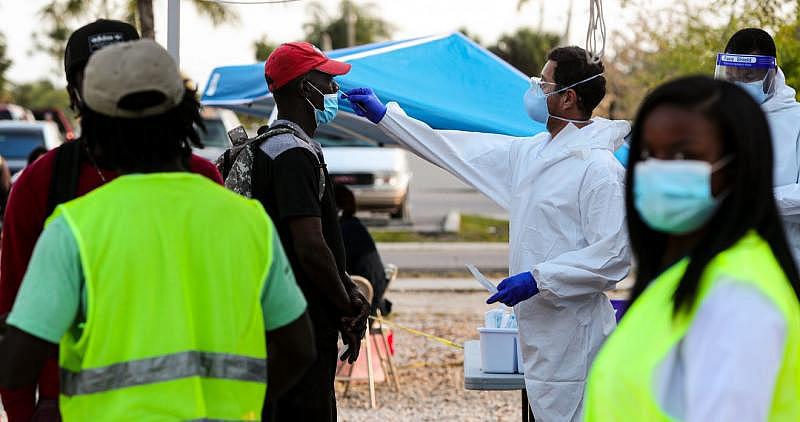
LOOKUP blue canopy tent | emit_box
[200,32,545,144]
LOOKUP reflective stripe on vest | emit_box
[584,231,800,421]
[61,351,267,397]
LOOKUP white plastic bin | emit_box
[515,334,523,374]
[478,327,518,373]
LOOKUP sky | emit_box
[0,0,666,91]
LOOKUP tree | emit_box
[10,80,71,111]
[0,33,11,99]
[254,35,278,62]
[457,27,484,46]
[303,0,393,50]
[488,28,560,76]
[35,0,237,68]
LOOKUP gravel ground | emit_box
[337,291,521,422]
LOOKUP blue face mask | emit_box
[523,73,604,124]
[305,81,339,126]
[633,157,732,234]
[736,79,769,104]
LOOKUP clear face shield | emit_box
[714,53,777,103]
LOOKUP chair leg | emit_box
[380,328,401,392]
[364,327,377,409]
[342,354,355,399]
[372,333,390,381]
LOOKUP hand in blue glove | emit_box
[486,272,539,307]
[343,88,387,124]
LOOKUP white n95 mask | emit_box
[523,73,604,125]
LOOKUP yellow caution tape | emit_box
[369,316,463,350]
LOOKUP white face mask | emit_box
[522,73,604,124]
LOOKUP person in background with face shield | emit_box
[345,46,631,421]
[259,42,370,422]
[715,28,800,267]
[585,76,800,422]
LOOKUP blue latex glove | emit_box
[486,272,539,307]
[343,88,387,124]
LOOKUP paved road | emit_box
[405,153,507,228]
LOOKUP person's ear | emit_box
[560,88,578,111]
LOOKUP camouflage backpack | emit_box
[214,125,295,198]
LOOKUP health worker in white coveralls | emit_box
[345,46,631,421]
[715,28,800,267]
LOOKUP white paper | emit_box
[466,264,498,294]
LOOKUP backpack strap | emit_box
[46,140,83,216]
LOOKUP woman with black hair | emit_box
[584,76,800,421]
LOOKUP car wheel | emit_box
[390,194,410,221]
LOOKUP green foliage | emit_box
[609,0,800,118]
[10,80,70,111]
[304,0,393,50]
[0,33,11,98]
[457,27,484,46]
[488,28,560,77]
[254,35,278,62]
[35,0,237,71]
[775,21,800,94]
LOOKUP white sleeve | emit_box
[774,184,800,218]
[378,102,527,210]
[683,281,786,422]
[773,130,800,218]
[531,165,630,298]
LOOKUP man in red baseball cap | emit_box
[257,43,369,422]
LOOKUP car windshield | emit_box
[0,128,44,159]
[197,118,229,148]
[315,135,376,147]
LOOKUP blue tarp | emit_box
[201,32,545,144]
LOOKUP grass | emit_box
[370,214,509,243]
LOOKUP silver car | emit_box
[318,135,412,220]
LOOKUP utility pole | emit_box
[167,0,181,66]
[345,1,357,47]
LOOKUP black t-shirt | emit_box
[252,122,349,342]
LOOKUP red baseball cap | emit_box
[265,42,351,91]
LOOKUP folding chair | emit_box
[336,276,377,408]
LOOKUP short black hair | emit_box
[80,87,205,172]
[546,46,606,117]
[627,76,800,312]
[725,28,776,57]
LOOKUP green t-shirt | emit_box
[8,215,307,344]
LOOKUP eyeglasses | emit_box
[530,76,558,91]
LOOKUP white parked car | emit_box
[194,107,242,162]
[318,134,412,220]
[0,121,63,173]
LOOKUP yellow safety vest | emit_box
[53,173,272,421]
[584,231,800,421]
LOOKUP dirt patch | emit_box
[337,292,521,422]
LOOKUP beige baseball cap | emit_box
[83,39,184,118]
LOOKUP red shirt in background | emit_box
[0,146,223,421]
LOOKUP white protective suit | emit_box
[378,103,631,421]
[767,69,800,266]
